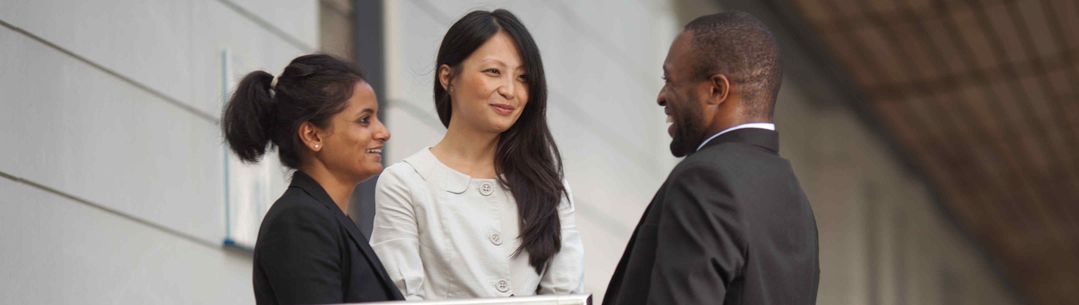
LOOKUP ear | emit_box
[438,64,453,91]
[706,74,730,106]
[297,121,324,152]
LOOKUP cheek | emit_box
[454,82,489,116]
[351,128,372,146]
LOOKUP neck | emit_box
[298,163,356,215]
[707,108,772,138]
[432,122,499,178]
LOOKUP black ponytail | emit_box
[222,70,276,163]
[220,54,365,168]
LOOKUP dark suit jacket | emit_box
[253,171,404,304]
[604,128,819,305]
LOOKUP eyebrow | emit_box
[480,58,526,71]
[480,58,508,66]
[356,108,374,117]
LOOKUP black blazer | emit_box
[253,171,404,304]
[604,128,819,305]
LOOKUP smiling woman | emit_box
[370,9,584,301]
[220,54,402,304]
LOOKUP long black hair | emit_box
[222,54,365,168]
[434,9,566,273]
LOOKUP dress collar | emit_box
[402,148,473,194]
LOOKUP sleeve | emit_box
[257,204,344,305]
[538,179,586,295]
[369,166,428,300]
[646,161,745,305]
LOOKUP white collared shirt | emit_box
[370,148,584,300]
[696,123,776,151]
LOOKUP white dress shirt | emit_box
[696,122,776,151]
[371,148,585,300]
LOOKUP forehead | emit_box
[467,31,523,67]
[345,80,377,111]
[664,31,697,73]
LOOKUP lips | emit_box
[365,147,383,155]
[490,103,516,116]
[666,109,675,137]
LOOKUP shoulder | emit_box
[377,149,436,187]
[264,188,337,230]
[668,155,729,183]
[660,157,738,210]
[694,137,781,166]
[558,177,575,209]
[677,141,781,178]
[378,161,422,186]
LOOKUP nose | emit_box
[657,87,667,107]
[374,118,391,142]
[497,77,516,100]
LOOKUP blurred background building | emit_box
[1,0,1073,304]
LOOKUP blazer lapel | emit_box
[289,171,404,300]
[334,213,405,300]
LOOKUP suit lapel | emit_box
[605,181,666,305]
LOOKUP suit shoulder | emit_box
[688,142,784,169]
[670,153,730,179]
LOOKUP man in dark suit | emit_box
[604,11,819,305]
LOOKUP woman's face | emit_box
[442,30,529,134]
[317,80,390,182]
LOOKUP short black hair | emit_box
[685,11,782,119]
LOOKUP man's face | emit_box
[659,32,708,157]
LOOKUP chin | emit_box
[669,144,687,158]
[668,137,693,158]
[353,166,383,182]
[486,121,515,133]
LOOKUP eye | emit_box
[661,75,671,84]
[357,116,371,126]
[483,68,501,76]
[516,74,528,82]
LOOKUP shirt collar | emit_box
[696,123,776,152]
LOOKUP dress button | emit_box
[479,182,493,196]
[495,279,510,293]
[489,232,503,246]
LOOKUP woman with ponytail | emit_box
[370,9,584,300]
[222,54,402,304]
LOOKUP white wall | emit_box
[0,0,316,304]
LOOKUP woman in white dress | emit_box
[370,9,584,300]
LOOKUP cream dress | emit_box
[370,148,584,300]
